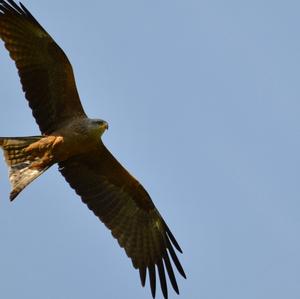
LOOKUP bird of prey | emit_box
[0,1,186,298]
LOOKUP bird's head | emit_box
[95,119,109,134]
[90,118,109,137]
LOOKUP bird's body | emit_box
[43,118,109,163]
[0,1,186,298]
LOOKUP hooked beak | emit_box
[102,121,109,130]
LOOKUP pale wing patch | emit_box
[9,161,48,200]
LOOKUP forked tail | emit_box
[0,136,52,200]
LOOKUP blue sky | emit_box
[0,0,300,298]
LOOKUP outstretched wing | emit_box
[0,0,86,134]
[59,143,186,299]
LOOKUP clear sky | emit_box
[0,0,300,298]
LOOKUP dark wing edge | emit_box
[0,0,86,134]
[59,144,186,299]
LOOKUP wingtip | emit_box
[166,238,186,279]
[181,270,187,279]
[9,190,18,201]
[148,265,156,298]
[139,267,147,287]
[164,221,183,253]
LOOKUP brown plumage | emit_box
[0,0,86,134]
[0,1,186,298]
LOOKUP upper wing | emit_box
[0,0,86,134]
[59,144,186,299]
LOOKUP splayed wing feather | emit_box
[166,238,186,279]
[139,266,147,287]
[148,264,156,298]
[157,260,168,299]
[163,251,179,294]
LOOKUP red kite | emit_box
[0,1,186,298]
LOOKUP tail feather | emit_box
[0,136,51,200]
[0,136,41,165]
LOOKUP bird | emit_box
[0,1,186,298]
